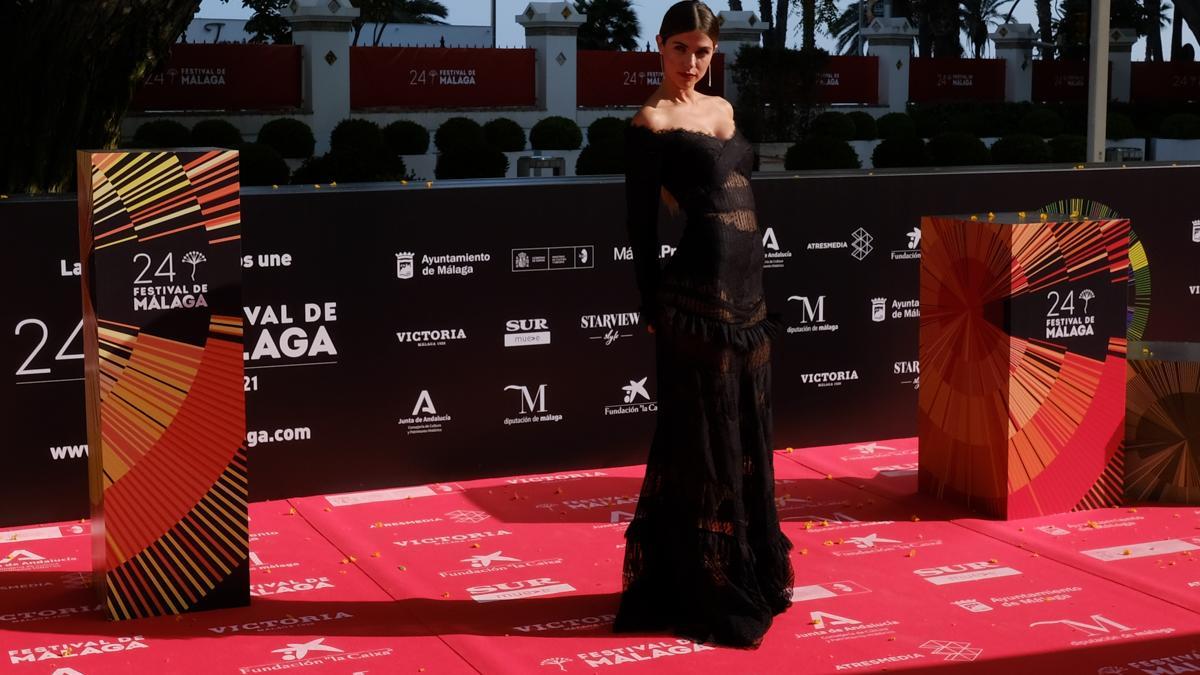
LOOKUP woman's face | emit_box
[656,29,716,90]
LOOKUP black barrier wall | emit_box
[3,165,1199,526]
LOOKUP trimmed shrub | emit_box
[847,110,878,140]
[575,143,625,175]
[1159,113,1200,139]
[330,118,383,151]
[877,112,917,139]
[587,116,628,146]
[784,135,861,170]
[530,116,583,150]
[291,147,407,184]
[1049,134,1087,163]
[237,143,289,186]
[809,111,856,142]
[990,133,1051,164]
[435,144,508,179]
[383,120,430,155]
[1019,108,1065,137]
[190,119,243,149]
[871,136,928,168]
[257,118,316,158]
[482,117,526,152]
[130,119,190,148]
[927,131,990,166]
[1106,112,1138,140]
[434,117,486,153]
[292,118,403,183]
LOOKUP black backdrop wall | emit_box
[3,164,1198,526]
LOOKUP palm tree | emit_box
[828,1,866,54]
[353,0,449,47]
[1036,0,1054,59]
[575,0,640,51]
[909,0,964,57]
[800,0,842,51]
[759,0,776,47]
[961,0,1017,57]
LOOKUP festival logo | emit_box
[250,577,336,598]
[243,302,338,365]
[132,251,208,312]
[541,639,713,670]
[7,636,149,665]
[1044,288,1096,339]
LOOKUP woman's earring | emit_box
[708,67,712,87]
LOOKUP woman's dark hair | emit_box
[659,1,720,43]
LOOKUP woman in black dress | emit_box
[612,0,795,650]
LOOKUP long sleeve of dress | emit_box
[623,125,663,325]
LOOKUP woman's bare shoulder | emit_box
[631,101,671,131]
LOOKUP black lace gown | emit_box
[612,123,794,648]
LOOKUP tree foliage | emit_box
[575,0,640,51]
[0,0,200,193]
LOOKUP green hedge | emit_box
[435,145,508,179]
[872,136,928,168]
[990,133,1051,164]
[1159,113,1200,139]
[383,120,430,155]
[847,111,878,140]
[877,112,917,139]
[131,119,190,148]
[257,118,316,158]
[482,118,526,152]
[785,135,861,170]
[530,116,583,150]
[190,119,243,149]
[237,143,289,186]
[809,112,856,142]
[435,117,486,153]
[927,132,989,166]
[1049,134,1087,163]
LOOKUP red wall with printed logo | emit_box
[130,44,302,111]
[1132,62,1200,102]
[815,56,878,105]
[351,47,536,109]
[910,58,1005,103]
[577,51,723,107]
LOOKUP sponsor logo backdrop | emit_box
[2,166,1199,525]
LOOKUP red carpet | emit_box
[2,439,1199,674]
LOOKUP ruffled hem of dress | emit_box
[657,304,783,352]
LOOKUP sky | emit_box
[197,0,1195,60]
